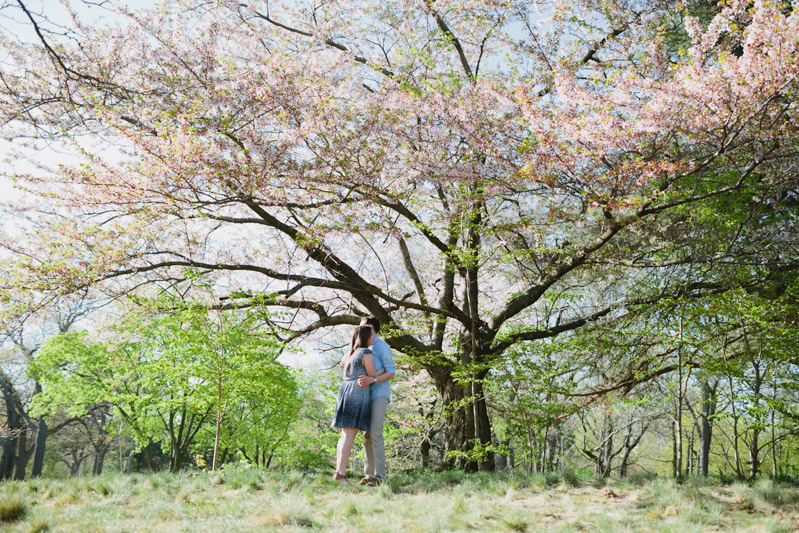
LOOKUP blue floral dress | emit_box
[331,348,372,431]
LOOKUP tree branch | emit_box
[490,281,735,354]
[398,236,429,308]
[243,3,396,79]
[423,1,474,80]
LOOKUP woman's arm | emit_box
[362,351,377,377]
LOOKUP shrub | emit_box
[561,470,581,487]
[544,472,561,487]
[626,471,657,486]
[717,473,743,485]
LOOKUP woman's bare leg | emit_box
[336,428,358,476]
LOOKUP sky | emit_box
[0,0,162,203]
[0,3,346,369]
[0,0,549,366]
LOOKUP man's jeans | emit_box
[364,396,389,481]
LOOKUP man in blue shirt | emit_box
[356,316,395,486]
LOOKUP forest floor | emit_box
[0,469,798,532]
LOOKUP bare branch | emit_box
[423,1,473,80]
[243,3,396,79]
[398,236,429,308]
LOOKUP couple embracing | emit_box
[331,316,395,486]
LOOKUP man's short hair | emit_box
[360,316,381,333]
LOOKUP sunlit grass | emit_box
[0,470,796,531]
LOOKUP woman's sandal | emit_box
[332,472,348,483]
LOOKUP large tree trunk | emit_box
[170,445,185,473]
[30,417,47,478]
[13,425,30,480]
[144,441,156,471]
[0,373,20,480]
[0,432,18,480]
[421,437,431,469]
[92,445,108,475]
[432,371,494,471]
[0,433,16,480]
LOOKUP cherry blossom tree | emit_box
[1,0,797,468]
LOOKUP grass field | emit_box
[0,469,798,532]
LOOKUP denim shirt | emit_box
[370,336,395,401]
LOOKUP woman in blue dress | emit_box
[331,325,378,482]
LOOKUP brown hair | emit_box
[342,326,372,376]
[360,316,381,333]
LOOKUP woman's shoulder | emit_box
[355,347,373,356]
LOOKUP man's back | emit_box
[370,336,395,401]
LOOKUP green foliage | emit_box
[486,340,577,471]
[445,438,508,465]
[263,372,339,472]
[30,296,299,472]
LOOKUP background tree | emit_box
[0,296,94,479]
[29,298,298,472]
[262,373,340,472]
[143,298,294,471]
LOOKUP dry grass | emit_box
[0,470,796,532]
[0,495,26,523]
